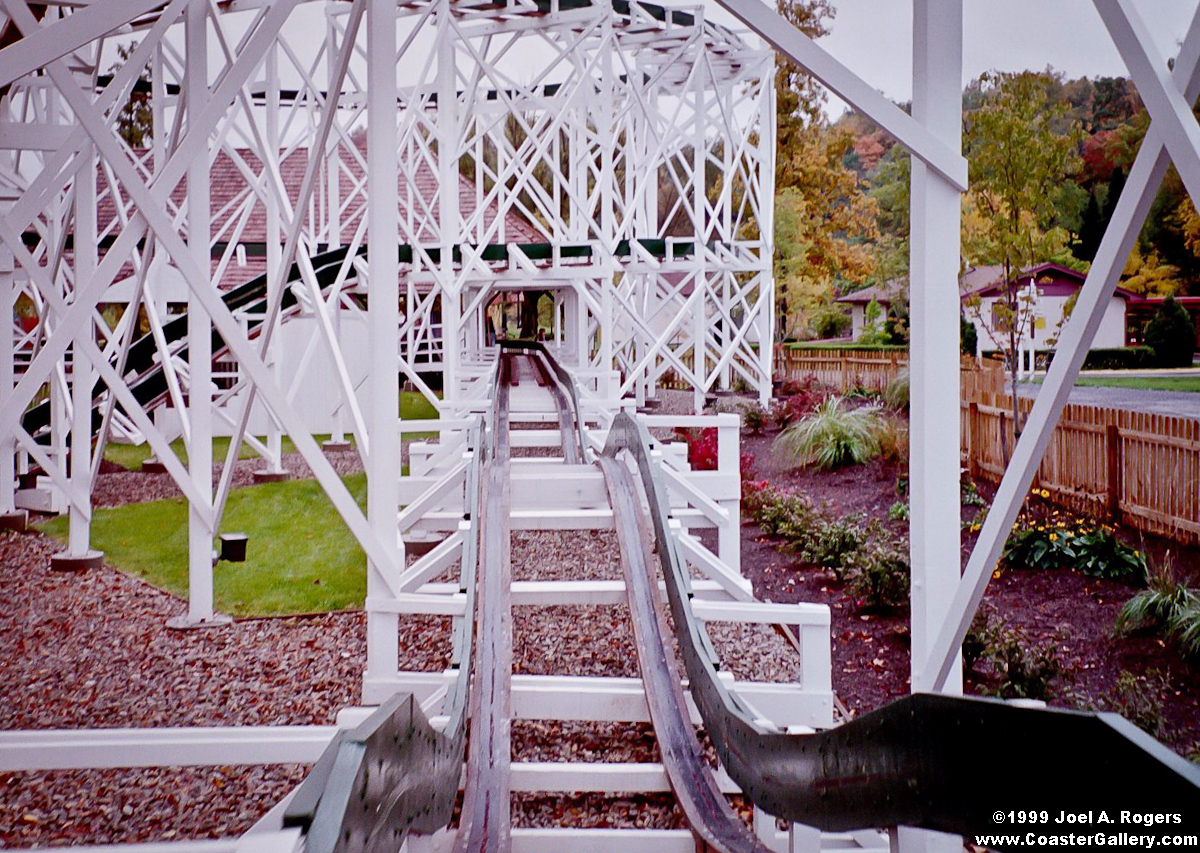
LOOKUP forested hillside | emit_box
[776,0,1200,341]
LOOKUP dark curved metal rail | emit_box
[599,453,772,853]
[600,411,1200,846]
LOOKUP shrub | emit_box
[784,342,908,352]
[883,368,909,410]
[798,516,870,577]
[810,303,852,339]
[755,490,817,541]
[887,501,909,522]
[844,538,910,611]
[961,478,988,508]
[1145,295,1197,367]
[775,396,884,470]
[1003,516,1146,584]
[963,606,996,672]
[770,377,831,430]
[1105,669,1168,738]
[876,417,909,468]
[675,427,718,471]
[1170,604,1200,662]
[961,314,978,357]
[741,479,774,515]
[1070,528,1147,583]
[983,623,1064,701]
[740,402,768,435]
[1082,346,1156,371]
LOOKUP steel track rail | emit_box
[598,453,772,853]
[599,412,1200,846]
[453,350,514,853]
[285,414,486,853]
[497,340,588,464]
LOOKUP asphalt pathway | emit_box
[1014,369,1199,418]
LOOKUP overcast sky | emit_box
[703,0,1199,118]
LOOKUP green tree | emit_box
[964,70,1082,435]
[1145,295,1196,367]
[112,43,153,148]
[961,314,978,358]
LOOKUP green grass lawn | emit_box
[1072,375,1200,392]
[39,474,368,617]
[66,389,442,615]
[104,390,440,470]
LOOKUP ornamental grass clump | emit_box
[1115,554,1200,663]
[774,396,884,470]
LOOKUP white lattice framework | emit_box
[4,0,1200,850]
[0,0,774,609]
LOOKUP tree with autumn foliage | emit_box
[772,0,878,340]
[963,69,1082,435]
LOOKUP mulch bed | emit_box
[5,403,1198,846]
[738,423,1200,758]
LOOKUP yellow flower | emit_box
[993,570,1002,579]
[1040,489,1050,498]
[1049,533,1058,542]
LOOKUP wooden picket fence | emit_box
[776,346,907,393]
[960,359,1200,545]
[778,352,1200,544]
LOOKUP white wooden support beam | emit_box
[509,828,709,853]
[375,578,742,608]
[510,761,739,794]
[183,0,217,625]
[901,2,967,846]
[394,526,464,591]
[363,673,832,729]
[926,5,1200,694]
[397,460,467,533]
[674,525,754,601]
[0,726,337,771]
[0,0,171,88]
[710,0,967,191]
[366,0,402,682]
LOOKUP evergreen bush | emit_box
[1144,296,1196,368]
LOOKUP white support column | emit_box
[256,41,288,482]
[55,140,103,568]
[0,241,20,527]
[174,0,223,627]
[437,2,459,401]
[324,4,348,450]
[900,0,962,850]
[365,0,401,685]
[759,73,776,407]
